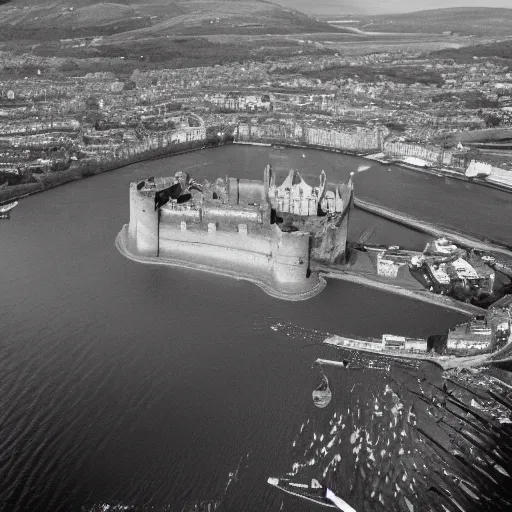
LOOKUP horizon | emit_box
[271,0,512,15]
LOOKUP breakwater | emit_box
[354,197,512,258]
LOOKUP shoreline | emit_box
[115,225,327,302]
[320,268,486,316]
[0,142,214,205]
[320,341,499,370]
[354,197,512,256]
[5,138,512,206]
[236,139,512,193]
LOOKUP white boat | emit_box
[0,201,18,213]
[0,201,18,218]
[267,478,357,511]
[465,160,491,179]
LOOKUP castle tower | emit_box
[272,226,310,285]
[129,183,159,256]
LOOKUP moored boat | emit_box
[267,478,357,511]
[312,374,332,408]
[0,200,18,219]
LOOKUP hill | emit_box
[0,0,341,41]
[359,7,512,36]
[0,1,347,75]
[429,39,512,64]
[270,0,363,16]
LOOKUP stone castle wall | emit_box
[128,184,312,288]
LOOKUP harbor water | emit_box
[0,145,510,511]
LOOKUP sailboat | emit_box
[312,373,332,408]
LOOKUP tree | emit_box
[484,114,501,128]
[85,96,100,110]
[123,80,137,91]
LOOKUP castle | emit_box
[116,165,354,300]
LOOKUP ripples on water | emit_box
[263,322,512,512]
[1,146,511,512]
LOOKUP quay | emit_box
[233,141,271,147]
[354,197,512,258]
[318,345,501,371]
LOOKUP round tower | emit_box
[129,183,159,256]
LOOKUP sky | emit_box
[272,0,512,15]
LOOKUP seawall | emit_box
[116,225,327,302]
[354,197,512,258]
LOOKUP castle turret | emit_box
[272,225,310,285]
[129,183,159,256]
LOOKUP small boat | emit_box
[267,478,356,511]
[0,200,18,219]
[272,144,285,150]
[312,374,332,408]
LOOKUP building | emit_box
[117,165,354,301]
[447,318,492,351]
[487,295,512,350]
[376,250,417,278]
[381,334,427,352]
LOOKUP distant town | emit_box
[2,36,512,201]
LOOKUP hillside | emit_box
[359,7,512,36]
[0,1,347,75]
[0,0,341,41]
[429,39,512,64]
[270,0,363,16]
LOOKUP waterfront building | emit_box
[447,319,492,351]
[376,250,417,278]
[487,295,512,350]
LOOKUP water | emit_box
[0,145,509,511]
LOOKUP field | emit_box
[0,0,341,41]
[358,8,512,37]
